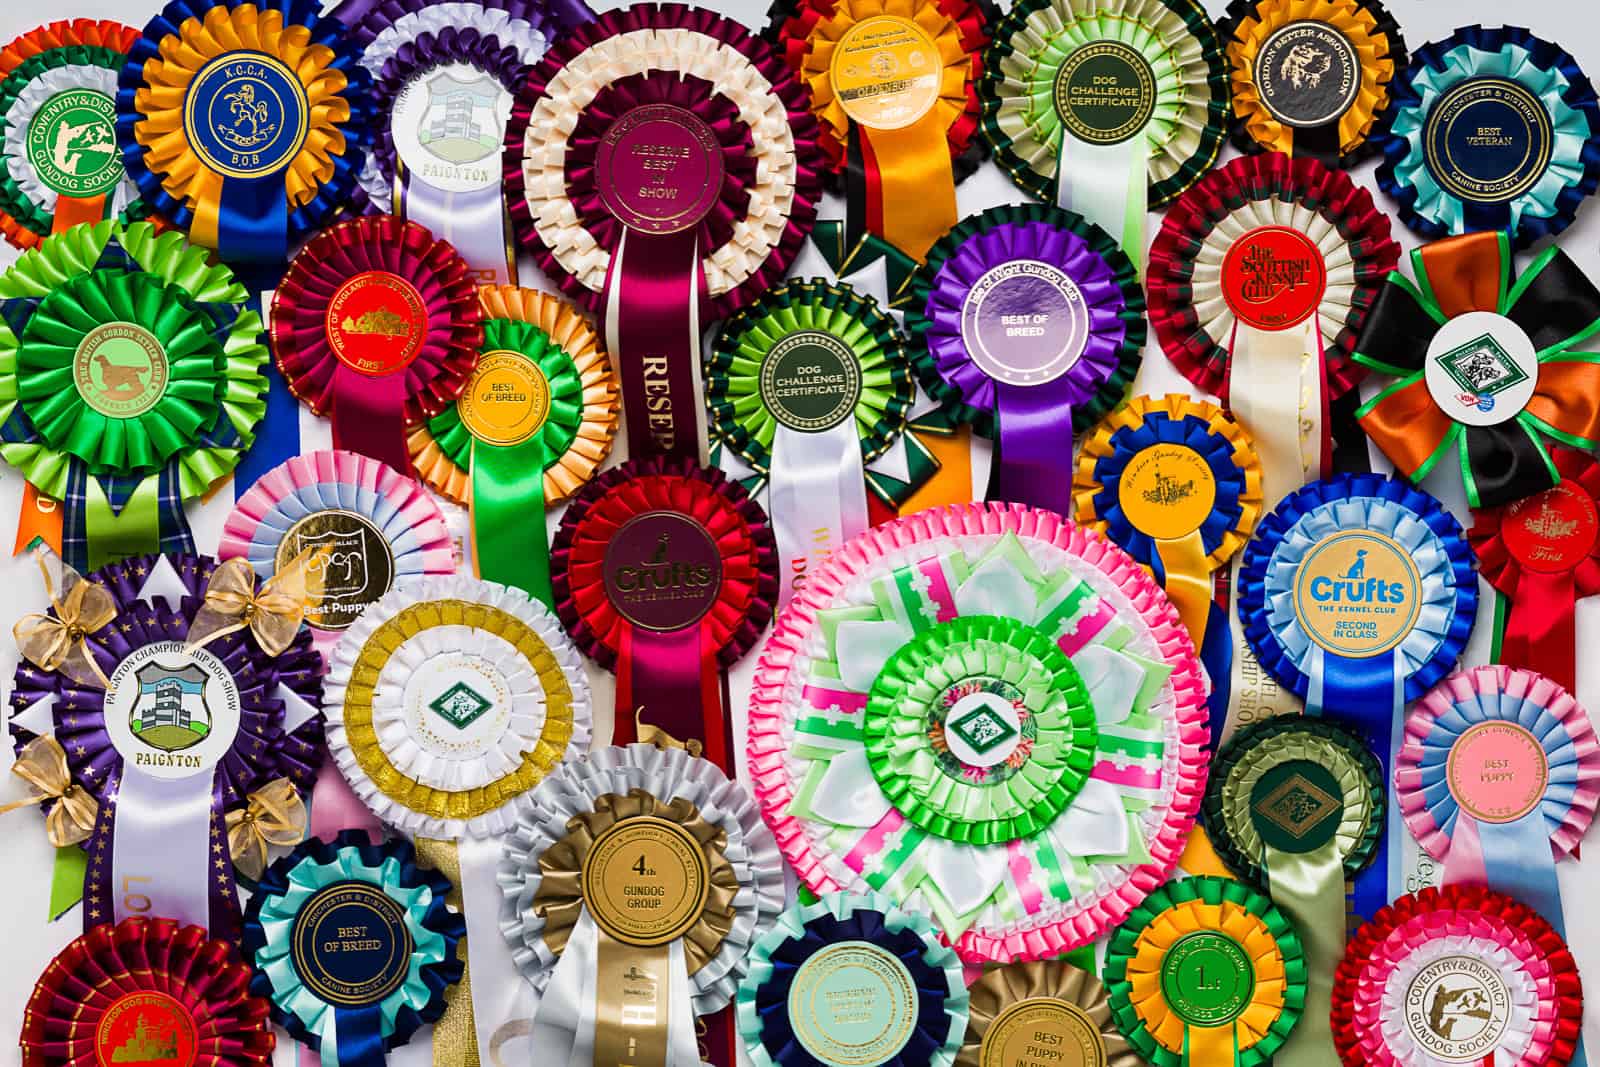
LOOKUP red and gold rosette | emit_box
[272,215,481,474]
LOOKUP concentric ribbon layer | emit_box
[957,960,1142,1067]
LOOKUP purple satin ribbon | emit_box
[607,229,702,461]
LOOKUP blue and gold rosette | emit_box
[1376,26,1600,246]
[244,832,465,1067]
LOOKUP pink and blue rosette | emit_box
[905,204,1142,514]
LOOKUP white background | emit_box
[0,0,1598,1065]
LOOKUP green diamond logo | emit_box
[1436,333,1530,397]
[428,681,493,729]
[1254,774,1339,840]
[948,704,1019,755]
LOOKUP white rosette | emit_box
[1378,934,1540,1063]
[3,64,137,219]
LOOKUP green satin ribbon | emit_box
[83,474,159,568]
[1263,840,1345,1067]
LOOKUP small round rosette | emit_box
[957,961,1142,1067]
[243,832,466,1064]
[0,21,152,249]
[21,917,274,1067]
[1220,0,1408,167]
[219,450,456,638]
[737,891,968,1067]
[1104,876,1306,1067]
[116,0,373,262]
[748,503,1209,964]
[1332,886,1584,1067]
[1375,27,1600,247]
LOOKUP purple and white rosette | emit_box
[906,205,1144,513]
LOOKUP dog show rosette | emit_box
[243,832,466,1067]
[706,277,914,607]
[20,916,275,1067]
[906,204,1144,513]
[1331,885,1585,1067]
[957,960,1141,1067]
[1354,232,1600,510]
[500,742,784,1067]
[272,215,482,474]
[1375,26,1600,247]
[736,891,967,1067]
[506,3,822,462]
[409,285,618,606]
[1104,875,1306,1067]
[981,0,1228,261]
[748,503,1208,963]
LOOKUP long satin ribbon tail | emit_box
[1266,841,1346,1067]
[769,421,868,609]
[1057,130,1146,271]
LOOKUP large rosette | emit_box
[1375,27,1600,247]
[958,961,1141,1067]
[0,220,267,570]
[748,503,1208,963]
[501,743,784,1067]
[1353,232,1600,509]
[272,215,481,474]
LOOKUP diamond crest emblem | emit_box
[428,681,493,729]
[947,704,1019,755]
[1254,773,1341,839]
[1436,333,1530,397]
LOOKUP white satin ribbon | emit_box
[1057,131,1146,269]
[770,420,868,608]
[110,765,215,927]
[401,178,515,284]
[459,835,529,1060]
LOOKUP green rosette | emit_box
[862,614,1099,845]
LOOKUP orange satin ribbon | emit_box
[1356,378,1457,474]
[1415,232,1505,317]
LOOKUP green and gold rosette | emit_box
[1105,875,1306,1067]
[958,961,1143,1067]
[0,219,266,569]
[408,284,618,607]
[1202,718,1383,1067]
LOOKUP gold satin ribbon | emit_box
[224,777,307,880]
[0,734,98,846]
[1263,841,1345,1067]
[415,837,483,1067]
[1155,530,1215,659]
[13,548,115,689]
[187,550,327,656]
[868,117,958,260]
[593,937,673,1067]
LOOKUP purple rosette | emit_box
[330,0,593,50]
[906,204,1145,514]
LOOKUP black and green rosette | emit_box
[707,277,914,605]
[0,220,267,569]
[1203,718,1383,1067]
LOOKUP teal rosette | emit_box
[242,831,464,1067]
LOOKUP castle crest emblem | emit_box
[129,660,213,753]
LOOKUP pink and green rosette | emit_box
[748,503,1208,963]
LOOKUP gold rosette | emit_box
[959,962,1143,1067]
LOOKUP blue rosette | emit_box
[1376,26,1600,246]
[243,831,464,1067]
[736,891,968,1067]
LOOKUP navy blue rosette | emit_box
[243,832,465,1067]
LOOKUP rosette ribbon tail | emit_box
[76,466,172,570]
[605,229,702,462]
[1057,130,1146,272]
[770,420,868,608]
[332,364,413,475]
[618,623,730,771]
[854,118,958,261]
[1262,840,1345,1067]
[1501,569,1579,690]
[992,381,1076,514]
[1227,317,1326,512]
[401,180,515,287]
[471,437,555,606]
[234,294,301,506]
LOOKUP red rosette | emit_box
[272,215,482,474]
[550,456,778,769]
[0,18,136,73]
[21,917,275,1067]
[1471,448,1600,693]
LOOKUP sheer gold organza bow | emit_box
[224,777,307,879]
[13,549,115,689]
[0,735,98,846]
[187,549,327,656]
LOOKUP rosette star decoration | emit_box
[0,220,268,570]
[1105,876,1306,1067]
[906,204,1145,514]
[273,216,482,474]
[501,743,784,1067]
[0,20,153,249]
[409,285,619,606]
[1375,27,1600,247]
[957,961,1143,1067]
[1353,232,1600,509]
[980,0,1228,263]
[1332,886,1584,1067]
[748,503,1208,962]
[323,573,591,1058]
[244,833,467,1067]
[506,3,822,463]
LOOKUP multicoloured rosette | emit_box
[218,450,456,644]
[505,3,823,462]
[501,743,784,1067]
[21,917,275,1067]
[1353,232,1600,509]
[906,204,1144,513]
[0,220,268,570]
[1375,27,1600,247]
[551,457,778,768]
[1470,449,1600,691]
[980,0,1228,263]
[1332,886,1584,1067]
[243,833,466,1067]
[1104,876,1306,1067]
[323,573,590,1059]
[1204,717,1383,1067]
[0,21,151,249]
[957,961,1141,1067]
[1237,473,1477,913]
[272,215,482,474]
[748,503,1208,962]
[409,285,618,606]
[1219,0,1407,167]
[707,278,914,608]
[1148,153,1400,510]
[116,0,373,267]
[737,891,967,1067]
